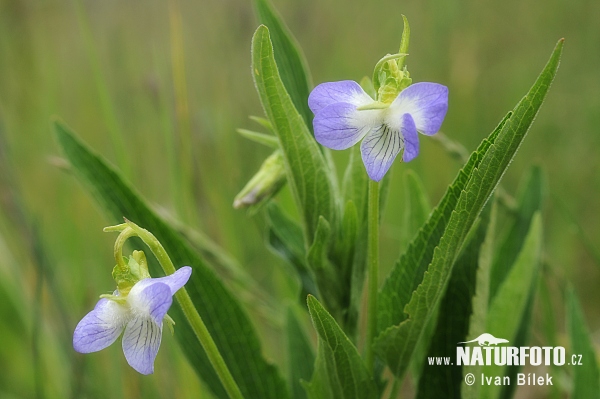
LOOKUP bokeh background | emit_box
[0,0,598,397]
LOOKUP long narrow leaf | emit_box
[254,0,313,129]
[416,205,493,398]
[375,39,563,378]
[305,295,377,399]
[489,165,545,301]
[567,287,600,399]
[54,121,289,399]
[479,214,543,399]
[252,25,337,244]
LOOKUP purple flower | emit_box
[309,80,448,181]
[73,266,192,375]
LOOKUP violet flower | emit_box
[73,266,192,375]
[309,80,448,181]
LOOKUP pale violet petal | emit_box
[73,298,129,353]
[360,114,416,181]
[122,316,163,375]
[390,82,448,135]
[128,282,173,323]
[313,102,369,150]
[402,114,420,162]
[308,80,372,114]
[130,266,192,296]
[313,102,380,150]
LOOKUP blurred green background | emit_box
[0,0,598,397]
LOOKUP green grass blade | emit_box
[375,39,563,379]
[237,129,280,148]
[489,165,545,302]
[567,286,600,399]
[461,202,498,399]
[54,120,289,399]
[252,25,338,244]
[254,0,313,129]
[416,205,493,398]
[479,213,543,399]
[306,295,378,399]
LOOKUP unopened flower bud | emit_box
[233,150,286,209]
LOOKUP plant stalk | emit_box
[125,220,244,399]
[365,179,380,371]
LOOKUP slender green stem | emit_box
[125,220,244,399]
[113,227,135,273]
[365,179,380,371]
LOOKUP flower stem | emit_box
[125,220,244,399]
[365,179,380,372]
[113,227,135,273]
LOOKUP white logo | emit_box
[458,333,509,346]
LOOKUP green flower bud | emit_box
[233,150,286,210]
[112,250,151,296]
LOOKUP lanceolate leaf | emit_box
[306,295,378,399]
[479,214,543,399]
[462,202,498,399]
[416,206,493,399]
[254,0,313,129]
[489,165,545,302]
[567,286,600,399]
[375,39,563,378]
[376,112,509,335]
[307,217,343,319]
[55,121,289,399]
[252,25,337,244]
[494,167,546,399]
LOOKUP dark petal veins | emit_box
[122,316,162,375]
[73,299,125,353]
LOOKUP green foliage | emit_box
[461,202,498,399]
[307,216,343,316]
[286,307,315,399]
[267,203,318,301]
[480,213,543,399]
[400,170,431,253]
[567,287,600,398]
[305,295,378,399]
[1,0,596,396]
[461,167,545,399]
[54,121,289,399]
[238,0,319,217]
[252,25,338,245]
[375,39,563,379]
[236,129,279,148]
[254,0,313,129]
[376,112,507,335]
[495,167,546,399]
[417,205,493,398]
[489,165,546,301]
